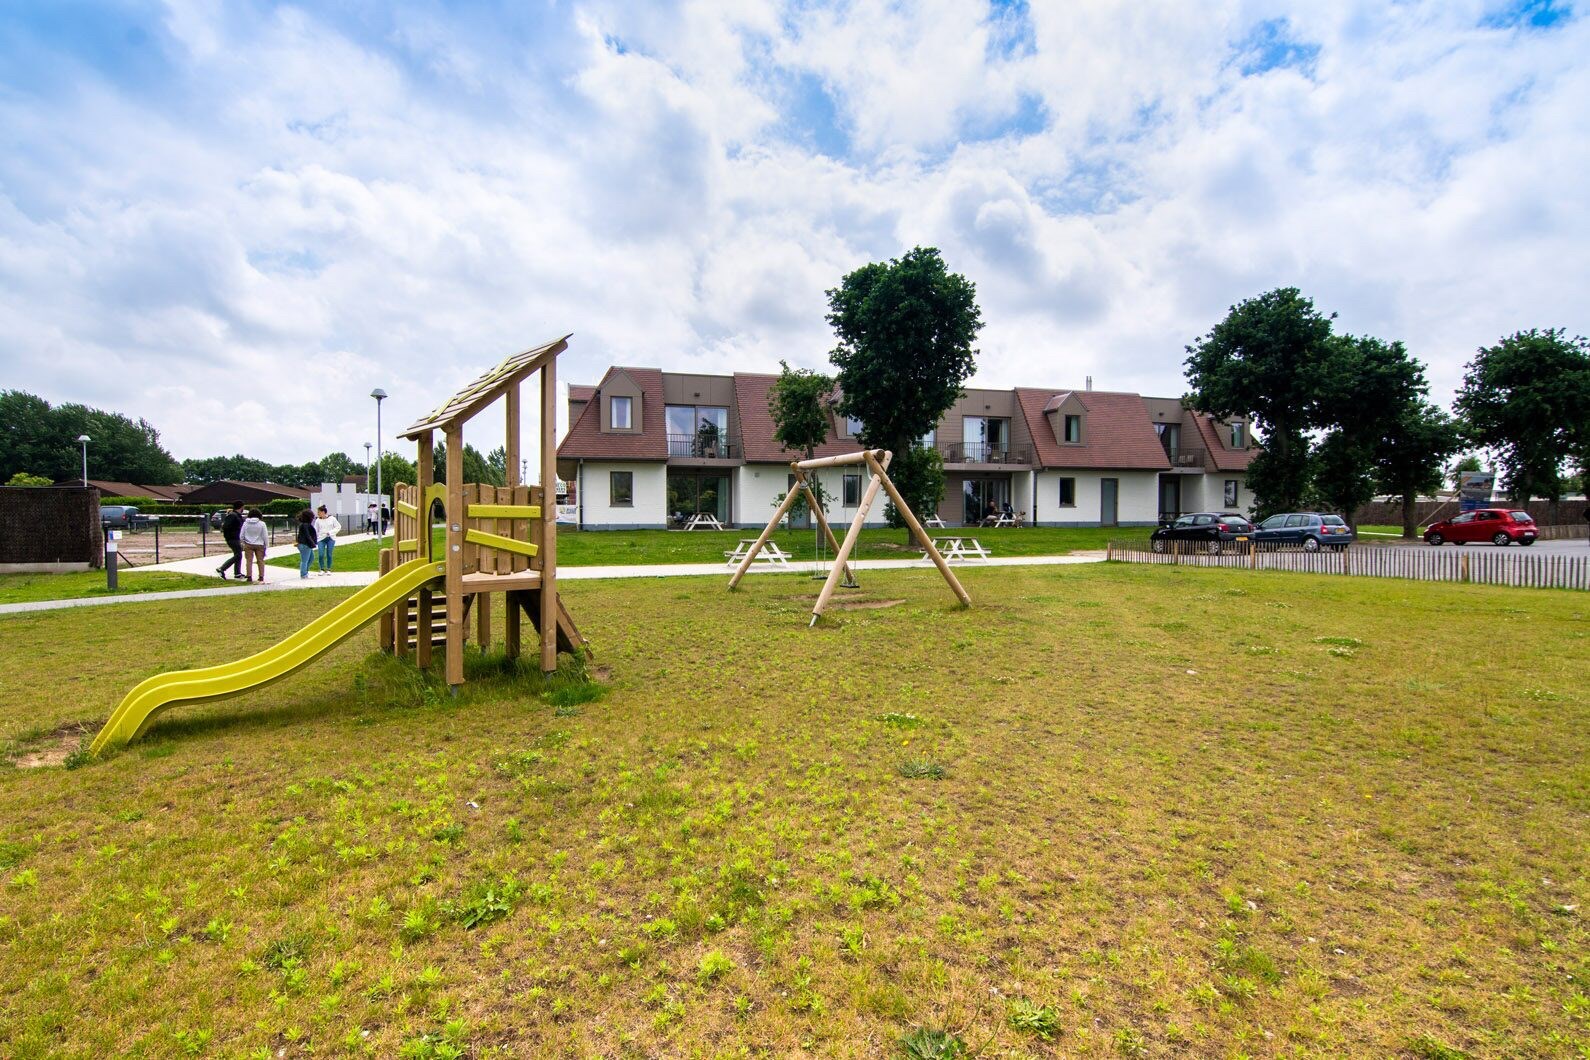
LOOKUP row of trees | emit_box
[1186,289,1590,532]
[0,388,509,499]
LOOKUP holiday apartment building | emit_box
[555,367,1253,530]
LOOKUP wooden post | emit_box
[539,358,558,674]
[415,434,435,670]
[729,485,804,589]
[505,382,521,488]
[378,547,395,652]
[797,467,856,586]
[812,453,889,624]
[865,449,971,608]
[445,425,466,688]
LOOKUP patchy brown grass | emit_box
[0,565,1585,1057]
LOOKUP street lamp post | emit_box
[77,434,90,486]
[371,389,387,535]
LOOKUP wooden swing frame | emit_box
[728,449,971,625]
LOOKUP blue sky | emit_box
[1,0,1586,464]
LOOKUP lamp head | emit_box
[370,388,387,401]
[77,434,91,443]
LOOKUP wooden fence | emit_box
[1107,541,1590,591]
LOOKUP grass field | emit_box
[1,564,1586,1056]
[0,569,234,605]
[272,525,1139,573]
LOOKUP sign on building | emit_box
[1458,470,1495,511]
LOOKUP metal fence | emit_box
[1107,540,1590,591]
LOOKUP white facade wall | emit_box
[735,464,891,530]
[1031,470,1160,526]
[576,462,668,529]
[1202,473,1251,514]
[309,482,377,522]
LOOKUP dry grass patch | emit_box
[0,566,1586,1056]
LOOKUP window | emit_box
[1193,514,1216,526]
[1063,415,1082,443]
[1223,480,1238,507]
[962,416,1010,460]
[611,395,632,430]
[666,405,729,455]
[1058,477,1076,507]
[1259,515,1285,530]
[846,415,863,436]
[1451,512,1475,524]
[919,428,936,448]
[1284,514,1304,528]
[609,471,633,507]
[843,473,861,506]
[1230,421,1245,448]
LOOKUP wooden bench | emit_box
[682,513,725,531]
[725,539,792,567]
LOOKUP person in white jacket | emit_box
[239,509,269,583]
[313,505,342,575]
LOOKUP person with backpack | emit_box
[215,501,245,580]
[239,508,269,583]
[313,505,341,574]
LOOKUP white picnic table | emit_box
[725,539,792,567]
[923,514,947,528]
[979,513,1017,528]
[681,513,725,531]
[927,535,992,563]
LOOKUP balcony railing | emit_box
[1163,445,1207,470]
[942,442,1032,464]
[668,432,739,459]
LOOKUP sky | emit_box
[1,0,1586,469]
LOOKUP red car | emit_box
[1424,508,1537,547]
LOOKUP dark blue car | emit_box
[1254,512,1354,552]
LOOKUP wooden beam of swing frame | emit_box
[810,451,892,624]
[794,449,884,471]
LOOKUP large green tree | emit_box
[0,390,181,484]
[1184,288,1336,516]
[1373,401,1461,538]
[1454,329,1590,503]
[768,361,837,524]
[1310,334,1428,527]
[826,247,982,527]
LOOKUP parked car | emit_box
[1254,512,1355,552]
[1423,508,1537,547]
[1150,512,1255,553]
[100,505,140,528]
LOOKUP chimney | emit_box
[1085,375,1092,391]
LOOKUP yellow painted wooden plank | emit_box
[394,501,419,518]
[464,528,539,558]
[466,503,542,519]
[397,538,420,552]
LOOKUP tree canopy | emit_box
[769,361,836,461]
[827,246,981,526]
[1454,329,1590,503]
[0,390,182,485]
[1373,401,1461,537]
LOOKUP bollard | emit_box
[105,529,119,591]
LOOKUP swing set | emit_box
[728,449,971,625]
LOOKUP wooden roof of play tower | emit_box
[400,334,571,440]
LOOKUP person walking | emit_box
[294,508,317,579]
[313,505,341,574]
[239,508,269,583]
[215,500,245,580]
[366,500,379,533]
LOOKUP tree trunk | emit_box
[1401,492,1417,538]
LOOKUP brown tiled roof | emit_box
[732,373,865,464]
[556,367,668,461]
[568,384,596,402]
[1016,388,1171,470]
[63,479,190,500]
[1189,412,1256,471]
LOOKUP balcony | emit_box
[668,432,740,460]
[1163,445,1208,471]
[942,442,1033,465]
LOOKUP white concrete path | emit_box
[0,552,1104,616]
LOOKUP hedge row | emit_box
[100,497,310,516]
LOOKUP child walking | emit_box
[313,505,341,574]
[295,509,317,579]
[239,508,269,583]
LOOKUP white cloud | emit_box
[0,0,1584,468]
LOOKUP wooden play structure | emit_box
[89,336,585,755]
[382,334,588,685]
[728,449,971,625]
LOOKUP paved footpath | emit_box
[0,549,1104,616]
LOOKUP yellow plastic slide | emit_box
[90,557,445,756]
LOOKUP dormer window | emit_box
[612,396,633,430]
[1230,421,1244,448]
[1063,414,1082,443]
[845,415,862,436]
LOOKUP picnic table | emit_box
[725,539,792,567]
[923,514,947,528]
[681,513,725,531]
[927,535,993,563]
[979,513,1018,528]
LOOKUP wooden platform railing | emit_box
[1107,541,1590,591]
